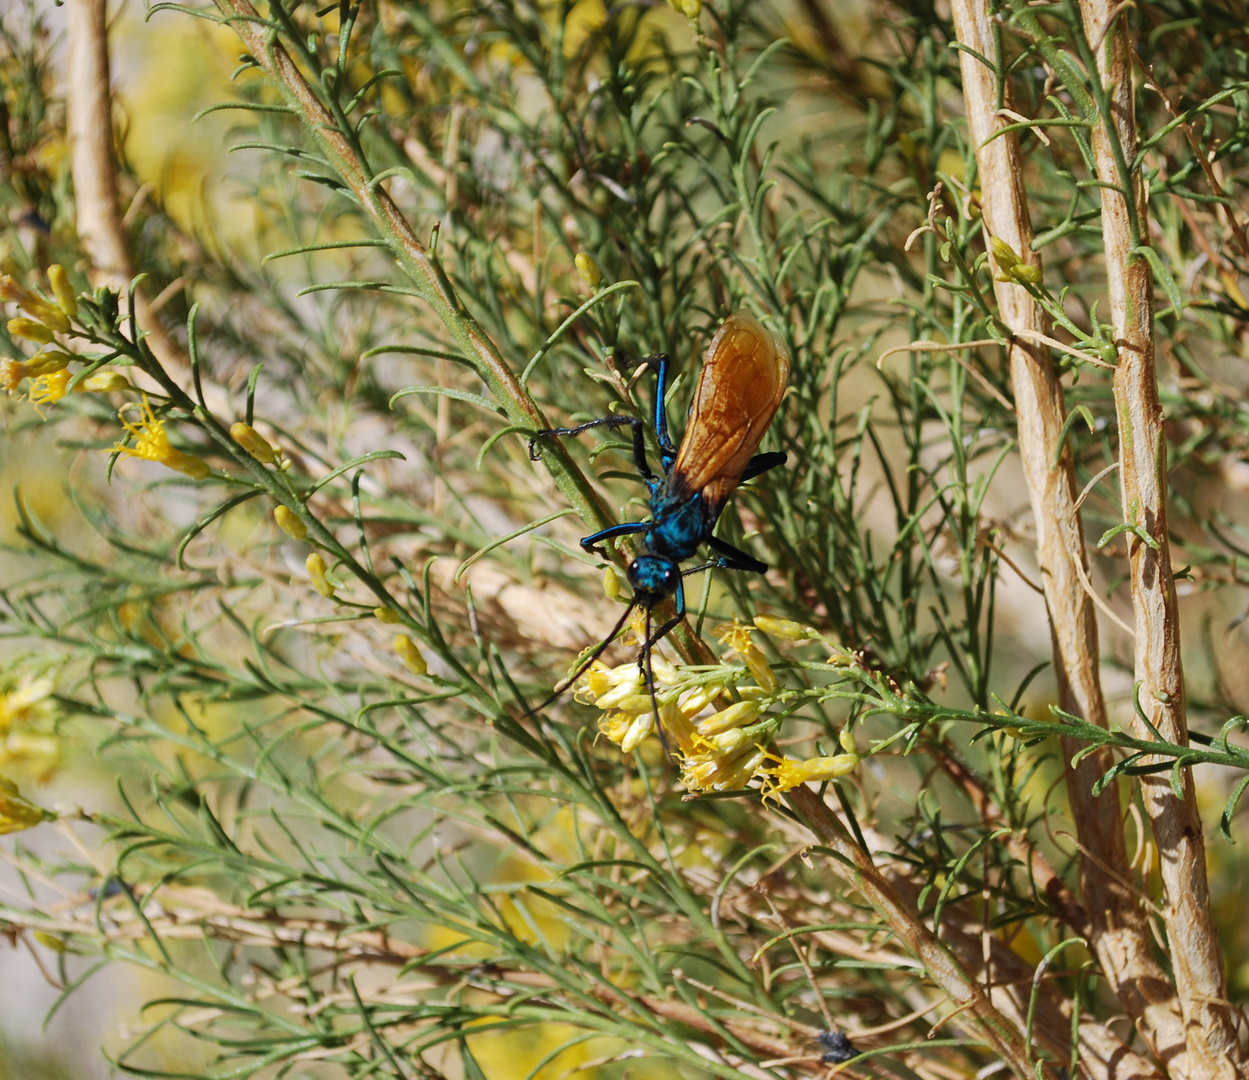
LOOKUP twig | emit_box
[1061,528,1136,637]
[877,339,1015,411]
[995,109,1052,146]
[1010,329,1118,369]
[1073,462,1120,511]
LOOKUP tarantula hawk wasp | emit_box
[528,308,790,746]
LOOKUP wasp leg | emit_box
[741,451,787,482]
[529,415,658,482]
[579,521,648,561]
[617,353,677,472]
[524,599,638,719]
[643,577,685,651]
[705,535,769,574]
[639,608,673,758]
[646,355,678,471]
[680,561,722,578]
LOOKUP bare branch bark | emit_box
[64,0,190,382]
[947,2,1187,1072]
[1075,1,1244,1074]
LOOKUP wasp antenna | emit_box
[641,608,673,760]
[524,600,638,719]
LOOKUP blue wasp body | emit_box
[530,309,791,713]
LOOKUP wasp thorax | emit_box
[627,555,679,602]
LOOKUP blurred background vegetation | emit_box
[2,0,1249,1077]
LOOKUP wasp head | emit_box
[626,555,679,606]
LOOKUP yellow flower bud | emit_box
[677,684,719,719]
[306,552,335,597]
[394,634,427,676]
[705,727,751,754]
[613,694,655,716]
[838,727,857,755]
[741,643,776,691]
[33,932,68,952]
[0,777,53,835]
[989,236,1021,270]
[619,712,653,753]
[574,252,602,289]
[79,370,131,393]
[650,654,678,684]
[8,317,54,344]
[46,265,78,318]
[32,300,69,333]
[1011,264,1042,284]
[603,565,622,601]
[274,505,307,539]
[0,275,39,308]
[167,452,212,479]
[666,0,701,16]
[30,351,74,374]
[230,422,279,465]
[696,699,762,736]
[753,614,817,640]
[0,272,69,332]
[374,606,401,624]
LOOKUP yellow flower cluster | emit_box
[1,269,133,414]
[576,614,862,799]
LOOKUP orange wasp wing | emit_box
[669,309,790,517]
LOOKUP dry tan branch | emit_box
[784,786,1066,1079]
[947,2,1185,1072]
[782,787,1163,1080]
[0,884,843,1078]
[1076,1,1246,1074]
[64,0,191,383]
